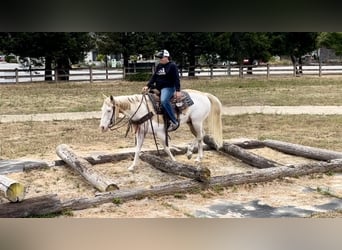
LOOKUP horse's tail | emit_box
[205,92,223,148]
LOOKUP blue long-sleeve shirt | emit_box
[147,62,180,91]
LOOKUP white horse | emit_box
[99,89,223,171]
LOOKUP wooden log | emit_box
[2,160,342,217]
[84,147,189,165]
[0,194,62,218]
[0,174,25,202]
[56,144,119,192]
[64,159,342,212]
[210,159,342,186]
[204,135,264,150]
[139,153,211,182]
[263,139,342,161]
[221,142,283,169]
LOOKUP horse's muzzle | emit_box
[100,126,108,132]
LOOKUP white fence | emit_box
[1,64,342,83]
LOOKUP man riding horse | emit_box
[142,49,181,132]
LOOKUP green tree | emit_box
[317,32,342,56]
[95,32,158,73]
[268,32,318,74]
[0,32,94,80]
[156,32,219,76]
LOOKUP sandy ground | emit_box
[0,108,341,218]
[1,140,341,218]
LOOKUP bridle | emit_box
[108,105,127,131]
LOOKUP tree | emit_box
[0,32,94,80]
[95,32,158,74]
[269,32,318,75]
[317,32,342,56]
[156,32,219,76]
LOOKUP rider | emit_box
[142,49,181,132]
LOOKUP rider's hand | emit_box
[175,91,181,99]
[142,86,149,93]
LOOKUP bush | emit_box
[125,72,152,81]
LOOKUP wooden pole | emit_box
[0,175,25,202]
[139,153,211,183]
[56,144,119,192]
[89,65,93,83]
[263,139,342,161]
[0,194,62,218]
[2,159,342,217]
[221,142,283,169]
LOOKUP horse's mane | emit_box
[113,94,143,110]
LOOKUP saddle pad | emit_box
[147,90,194,114]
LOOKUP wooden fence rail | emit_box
[1,63,342,84]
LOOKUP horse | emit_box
[99,89,223,171]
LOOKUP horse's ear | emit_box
[110,95,114,101]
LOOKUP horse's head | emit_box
[99,95,115,132]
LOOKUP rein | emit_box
[109,94,160,155]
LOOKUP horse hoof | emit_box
[187,153,193,160]
[128,166,135,172]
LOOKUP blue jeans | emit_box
[160,87,177,124]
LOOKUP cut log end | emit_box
[106,184,119,192]
[6,182,25,202]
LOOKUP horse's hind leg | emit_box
[190,121,204,164]
[186,121,198,160]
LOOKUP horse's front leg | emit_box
[157,130,176,161]
[128,126,145,172]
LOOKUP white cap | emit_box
[155,49,170,58]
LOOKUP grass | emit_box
[2,76,342,159]
[1,76,342,115]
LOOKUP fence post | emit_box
[55,68,58,83]
[319,61,322,77]
[105,66,108,80]
[266,64,270,79]
[89,65,93,83]
[210,65,213,79]
[239,66,243,78]
[293,64,296,77]
[227,63,231,76]
[15,68,18,84]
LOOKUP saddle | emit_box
[147,89,194,117]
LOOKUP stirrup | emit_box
[167,122,179,132]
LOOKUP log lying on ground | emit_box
[139,153,211,182]
[56,144,119,192]
[220,142,284,169]
[210,159,342,186]
[205,135,283,169]
[0,175,25,202]
[263,139,342,161]
[0,194,62,218]
[203,135,264,150]
[2,159,342,217]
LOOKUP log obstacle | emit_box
[139,153,211,182]
[263,139,342,161]
[56,144,119,192]
[221,142,284,169]
[204,135,282,169]
[0,194,62,218]
[2,159,342,217]
[0,175,25,202]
